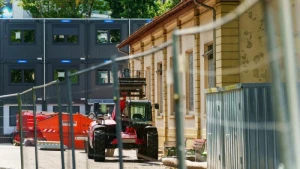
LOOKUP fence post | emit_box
[172,31,186,169]
[32,88,39,169]
[277,0,300,168]
[66,71,76,169]
[0,99,3,135]
[17,93,24,169]
[56,80,65,169]
[111,55,124,169]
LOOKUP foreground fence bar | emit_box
[262,0,292,168]
[32,88,38,169]
[56,80,65,169]
[172,31,186,169]
[277,1,300,169]
[67,71,76,169]
[112,55,124,169]
[17,94,24,169]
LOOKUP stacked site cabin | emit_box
[0,19,151,135]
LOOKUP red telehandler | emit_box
[87,73,159,162]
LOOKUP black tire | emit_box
[136,147,147,160]
[87,137,94,159]
[94,130,106,162]
[147,130,158,160]
[10,133,15,144]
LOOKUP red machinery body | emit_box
[87,75,158,162]
[13,111,56,144]
[12,110,93,149]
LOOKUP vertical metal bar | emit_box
[18,94,24,169]
[111,55,124,169]
[172,31,186,169]
[56,80,65,169]
[277,0,300,169]
[66,71,76,169]
[32,88,38,169]
[43,19,46,101]
[129,19,131,54]
[262,1,293,168]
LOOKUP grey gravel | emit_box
[0,143,166,169]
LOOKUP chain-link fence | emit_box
[0,80,89,169]
[1,0,300,169]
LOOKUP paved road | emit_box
[0,144,166,169]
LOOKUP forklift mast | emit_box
[119,69,146,99]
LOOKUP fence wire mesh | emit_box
[1,0,300,169]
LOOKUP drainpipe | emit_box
[193,0,216,87]
[117,47,129,55]
[117,46,130,70]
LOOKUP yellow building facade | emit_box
[117,0,269,151]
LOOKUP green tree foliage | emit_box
[105,0,159,18]
[19,0,180,18]
[157,0,180,16]
[0,0,4,9]
[19,0,108,18]
[105,0,180,18]
[0,0,6,15]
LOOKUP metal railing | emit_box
[1,0,299,168]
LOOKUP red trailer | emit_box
[11,110,93,149]
[12,110,57,145]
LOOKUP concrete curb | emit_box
[162,158,207,169]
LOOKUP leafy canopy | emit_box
[19,0,108,18]
[19,0,180,18]
[0,0,4,9]
[106,0,180,18]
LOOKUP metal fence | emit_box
[1,0,300,169]
[0,80,73,169]
[205,84,279,169]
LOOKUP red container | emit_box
[37,113,93,149]
[14,110,93,149]
[16,110,57,132]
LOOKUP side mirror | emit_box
[154,103,159,109]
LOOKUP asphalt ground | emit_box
[0,143,166,169]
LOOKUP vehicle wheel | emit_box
[10,133,15,144]
[136,147,146,160]
[94,129,106,162]
[147,130,158,160]
[13,133,20,146]
[87,137,94,159]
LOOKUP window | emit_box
[10,29,35,43]
[11,69,35,84]
[157,63,163,115]
[24,30,35,43]
[97,70,113,84]
[53,35,78,44]
[187,52,194,113]
[130,104,152,121]
[67,35,78,43]
[54,69,78,84]
[169,58,174,115]
[9,106,34,126]
[146,67,151,100]
[10,30,21,43]
[54,35,65,43]
[207,45,214,87]
[97,29,121,44]
[97,30,108,43]
[53,106,80,114]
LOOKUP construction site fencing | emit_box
[205,83,280,169]
[0,80,81,169]
[0,0,299,169]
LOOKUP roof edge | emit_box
[117,0,196,49]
